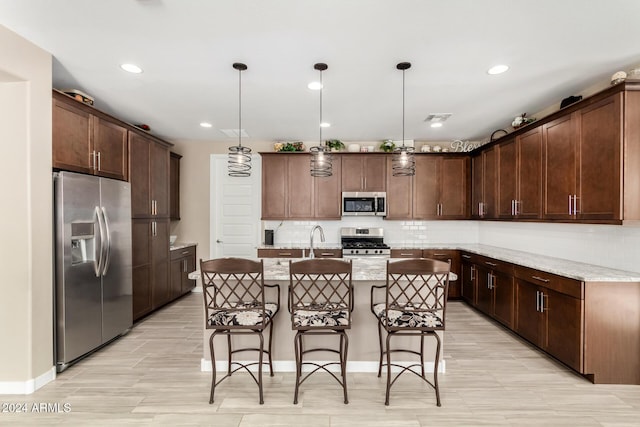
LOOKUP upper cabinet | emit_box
[129,131,170,219]
[387,154,469,220]
[53,91,128,181]
[471,145,497,219]
[497,128,543,219]
[477,81,640,225]
[261,153,341,220]
[170,152,181,220]
[341,154,386,192]
[542,93,623,222]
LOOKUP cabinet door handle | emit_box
[540,292,546,312]
[152,221,156,237]
[181,250,190,255]
[462,254,471,259]
[573,194,579,214]
[535,290,540,312]
[320,252,335,257]
[531,275,550,283]
[278,252,292,256]
[485,261,498,267]
[400,253,415,256]
[97,151,101,171]
[568,195,573,215]
[470,265,475,281]
[511,200,514,216]
[91,150,96,170]
[514,200,520,216]
[433,253,447,256]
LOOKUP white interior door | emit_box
[210,154,261,259]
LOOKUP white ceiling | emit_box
[2,0,640,145]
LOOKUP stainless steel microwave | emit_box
[342,192,386,216]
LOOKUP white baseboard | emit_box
[200,358,445,373]
[0,367,56,395]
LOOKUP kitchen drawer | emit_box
[170,245,196,261]
[311,249,343,258]
[460,251,482,264]
[514,265,584,299]
[257,248,304,258]
[390,249,423,258]
[476,254,514,275]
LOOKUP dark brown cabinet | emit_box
[460,253,476,305]
[542,114,577,220]
[514,266,583,372]
[129,132,170,219]
[423,249,461,299]
[388,154,469,220]
[390,249,423,258]
[497,129,543,219]
[170,152,181,220]
[170,245,196,298]
[129,131,171,321]
[53,91,128,181]
[261,153,342,220]
[470,256,515,328]
[341,154,386,192]
[471,146,497,219]
[132,218,170,320]
[413,156,469,219]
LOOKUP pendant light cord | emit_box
[238,66,242,148]
[319,69,323,145]
[402,68,405,147]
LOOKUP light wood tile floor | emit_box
[2,293,639,426]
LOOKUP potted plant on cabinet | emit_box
[325,140,345,152]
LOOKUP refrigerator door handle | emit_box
[94,206,105,277]
[101,207,112,276]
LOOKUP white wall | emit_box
[0,24,53,393]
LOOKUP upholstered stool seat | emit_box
[372,303,443,328]
[292,302,350,328]
[208,302,279,327]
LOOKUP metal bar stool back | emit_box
[370,258,450,406]
[288,258,353,404]
[200,257,280,404]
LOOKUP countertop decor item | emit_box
[380,139,395,152]
[512,113,536,129]
[611,70,627,85]
[60,88,94,105]
[274,141,305,152]
[348,143,361,152]
[228,63,252,177]
[325,139,344,151]
[310,63,333,177]
[490,129,508,141]
[392,62,415,176]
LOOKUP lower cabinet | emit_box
[256,248,342,258]
[460,254,476,305]
[132,218,171,321]
[390,248,460,300]
[474,256,515,328]
[170,245,196,298]
[514,266,583,372]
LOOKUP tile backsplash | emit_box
[262,218,640,273]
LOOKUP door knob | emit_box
[216,239,223,243]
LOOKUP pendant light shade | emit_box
[228,62,251,177]
[310,63,332,177]
[392,62,415,177]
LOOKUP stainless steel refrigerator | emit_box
[53,171,132,372]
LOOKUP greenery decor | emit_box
[325,139,345,150]
[380,139,396,152]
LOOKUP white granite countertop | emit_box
[170,242,197,251]
[252,243,640,282]
[455,244,640,282]
[189,258,457,282]
[257,243,342,250]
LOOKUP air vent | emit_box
[220,128,249,138]
[424,113,452,123]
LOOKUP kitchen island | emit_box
[193,257,456,374]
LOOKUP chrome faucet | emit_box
[309,225,325,259]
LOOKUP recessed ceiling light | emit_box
[430,122,443,128]
[487,64,509,75]
[200,122,213,128]
[320,122,331,128]
[308,81,323,90]
[120,63,143,74]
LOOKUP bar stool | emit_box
[288,258,353,404]
[200,258,280,405]
[370,258,450,406]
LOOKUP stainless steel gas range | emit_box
[341,227,390,258]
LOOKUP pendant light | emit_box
[392,62,415,177]
[310,63,332,177]
[228,62,251,177]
